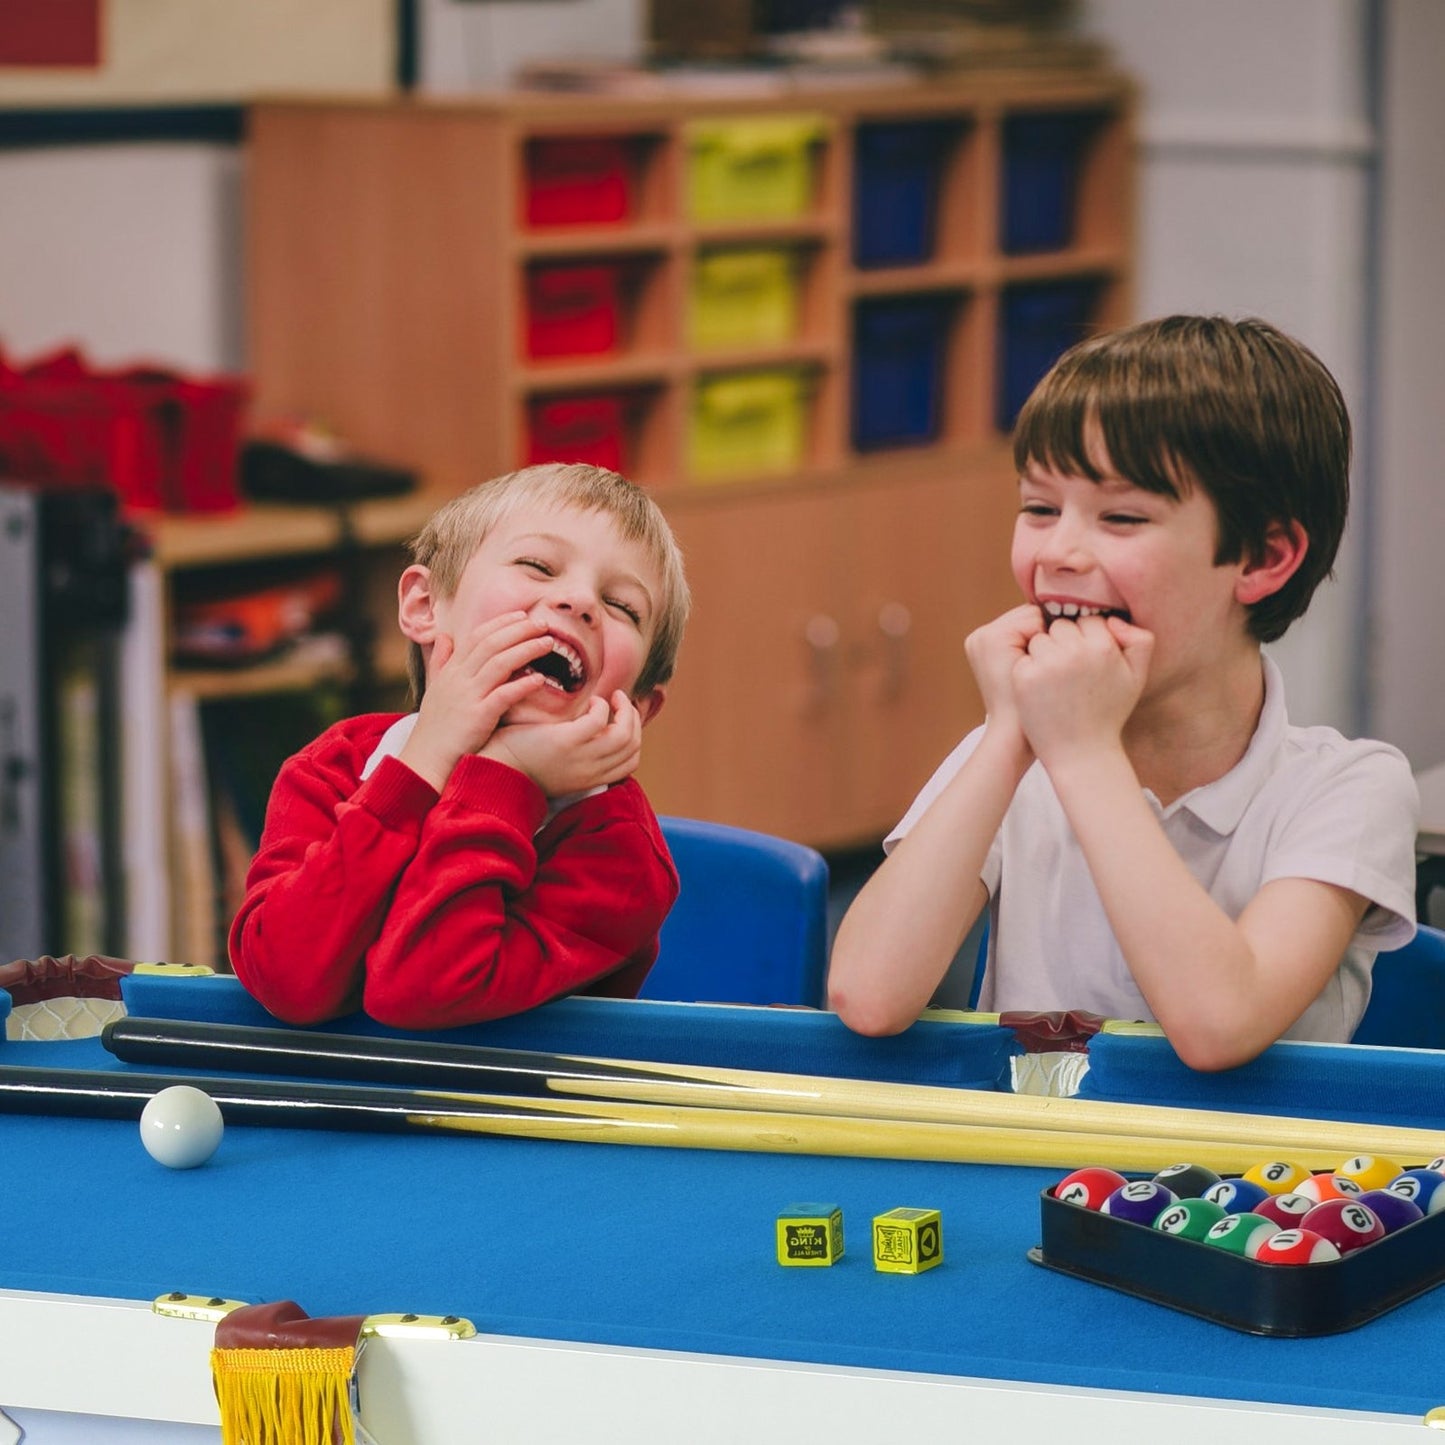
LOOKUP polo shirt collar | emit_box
[1156,653,1288,835]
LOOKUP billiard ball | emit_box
[1300,1198,1386,1255]
[1055,1166,1129,1210]
[1203,1177,1271,1214]
[1241,1160,1311,1196]
[1253,1191,1316,1229]
[1355,1188,1425,1234]
[1426,1156,1445,1175]
[139,1085,224,1169]
[1202,1211,1280,1257]
[1151,1162,1221,1199]
[1386,1168,1445,1215]
[1254,1228,1341,1265]
[1153,1197,1228,1241]
[1101,1180,1176,1226]
[1292,1172,1364,1205]
[1336,1155,1404,1193]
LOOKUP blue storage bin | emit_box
[852,295,954,450]
[1001,112,1094,254]
[853,121,954,269]
[997,281,1099,431]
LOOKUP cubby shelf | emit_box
[185,64,1136,861]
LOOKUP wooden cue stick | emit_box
[0,1061,1384,1174]
[103,1016,1445,1165]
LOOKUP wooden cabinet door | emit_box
[834,461,1018,845]
[640,487,848,844]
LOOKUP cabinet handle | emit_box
[877,602,912,701]
[803,613,841,715]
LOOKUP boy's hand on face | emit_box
[1013,613,1155,766]
[400,613,553,791]
[481,689,644,798]
[965,604,1048,740]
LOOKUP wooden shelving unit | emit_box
[130,63,1134,966]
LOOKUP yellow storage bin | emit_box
[689,247,800,351]
[690,368,811,479]
[687,115,825,222]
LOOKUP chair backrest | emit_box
[1351,924,1445,1048]
[641,816,829,1008]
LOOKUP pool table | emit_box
[1,973,1444,1443]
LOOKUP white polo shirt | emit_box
[886,655,1420,1042]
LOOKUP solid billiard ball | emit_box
[1292,1172,1364,1205]
[1386,1168,1445,1215]
[1254,1228,1342,1265]
[1055,1167,1129,1210]
[1336,1155,1404,1193]
[140,1085,224,1169]
[1300,1199,1386,1255]
[1355,1188,1425,1234]
[1201,1211,1279,1257]
[1253,1191,1316,1229]
[1203,1177,1271,1215]
[1151,1162,1221,1199]
[1241,1160,1311,1196]
[1101,1180,1176,1226]
[1153,1197,1228,1241]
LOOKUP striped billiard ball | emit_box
[1254,1228,1341,1265]
[1300,1199,1386,1255]
[1386,1168,1445,1215]
[1202,1211,1279,1257]
[1101,1180,1177,1226]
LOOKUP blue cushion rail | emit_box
[116,973,1018,1091]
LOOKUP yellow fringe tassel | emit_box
[212,1346,357,1445]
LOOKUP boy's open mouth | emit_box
[522,637,586,693]
[1040,601,1132,628]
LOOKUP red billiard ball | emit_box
[1300,1198,1386,1255]
[1253,1191,1316,1229]
[1355,1188,1425,1234]
[1101,1180,1176,1226]
[1292,1172,1364,1205]
[1055,1167,1129,1210]
[1254,1228,1341,1265]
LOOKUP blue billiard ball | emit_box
[1203,1177,1271,1214]
[1386,1169,1445,1215]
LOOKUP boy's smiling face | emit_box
[430,503,664,726]
[1012,456,1255,686]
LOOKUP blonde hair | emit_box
[406,463,690,702]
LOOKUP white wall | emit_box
[1080,0,1375,734]
[1371,0,1445,768]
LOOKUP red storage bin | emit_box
[525,137,631,228]
[526,263,622,359]
[526,393,628,473]
[0,344,248,513]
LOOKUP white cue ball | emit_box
[140,1085,224,1169]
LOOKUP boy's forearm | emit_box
[1044,747,1279,1067]
[828,722,1030,1034]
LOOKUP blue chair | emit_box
[1351,924,1445,1048]
[640,817,830,1008]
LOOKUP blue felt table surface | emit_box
[1,977,1444,1416]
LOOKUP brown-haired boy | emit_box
[829,316,1418,1068]
[230,463,690,1029]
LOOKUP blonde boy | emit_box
[828,317,1418,1069]
[231,464,690,1029]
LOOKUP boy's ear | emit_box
[397,564,440,643]
[634,686,666,726]
[1235,520,1308,606]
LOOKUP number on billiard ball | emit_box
[1055,1167,1128,1210]
[139,1084,225,1169]
[1101,1180,1176,1226]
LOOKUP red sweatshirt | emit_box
[228,713,678,1029]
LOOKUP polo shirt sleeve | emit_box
[1260,738,1419,950]
[883,724,1004,895]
